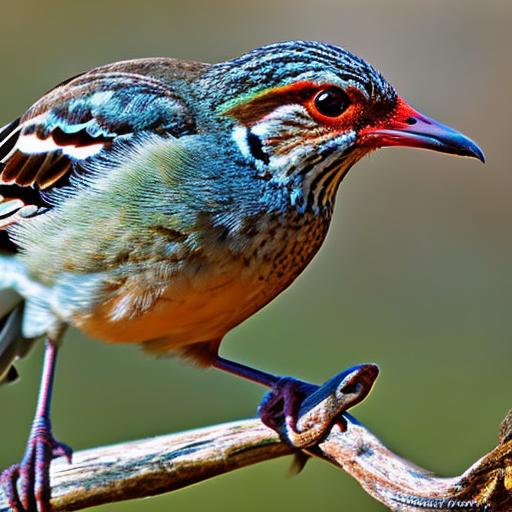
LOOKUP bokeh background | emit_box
[0,1,510,510]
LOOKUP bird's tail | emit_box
[0,289,35,385]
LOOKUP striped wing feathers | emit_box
[0,64,197,230]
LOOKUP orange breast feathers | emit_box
[73,213,328,366]
[72,258,282,364]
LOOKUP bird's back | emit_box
[0,56,213,379]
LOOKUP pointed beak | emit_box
[358,98,485,163]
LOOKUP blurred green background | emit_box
[0,1,510,510]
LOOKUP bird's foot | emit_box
[0,417,72,512]
[258,364,379,449]
[258,376,317,447]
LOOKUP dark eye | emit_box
[313,87,351,117]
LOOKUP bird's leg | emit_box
[212,355,316,433]
[213,356,378,449]
[0,339,72,512]
[213,356,294,388]
[213,355,316,436]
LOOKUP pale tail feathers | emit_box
[0,297,37,385]
[0,260,48,384]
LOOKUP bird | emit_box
[0,40,484,511]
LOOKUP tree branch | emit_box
[1,372,510,512]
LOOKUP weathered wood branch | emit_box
[0,375,510,512]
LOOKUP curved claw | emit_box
[51,441,73,464]
[1,465,23,512]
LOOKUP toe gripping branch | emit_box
[258,366,512,512]
[258,364,379,449]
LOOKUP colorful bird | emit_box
[0,40,483,511]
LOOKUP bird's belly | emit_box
[74,263,277,351]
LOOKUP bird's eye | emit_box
[313,87,351,118]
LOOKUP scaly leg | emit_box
[0,339,72,512]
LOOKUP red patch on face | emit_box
[356,97,485,162]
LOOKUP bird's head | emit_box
[200,41,484,213]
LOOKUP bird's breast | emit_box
[73,211,329,354]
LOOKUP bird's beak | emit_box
[357,97,485,163]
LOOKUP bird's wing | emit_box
[0,60,202,236]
